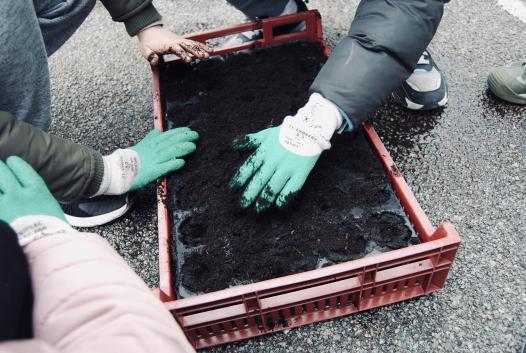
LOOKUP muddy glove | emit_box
[94,128,198,196]
[230,93,344,212]
[0,156,66,224]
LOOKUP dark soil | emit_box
[162,41,418,297]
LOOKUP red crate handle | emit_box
[163,10,329,62]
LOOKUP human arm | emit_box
[0,113,198,202]
[0,157,195,353]
[232,0,445,210]
[0,111,103,203]
[99,0,212,64]
[0,227,195,353]
[231,93,344,211]
[310,0,445,127]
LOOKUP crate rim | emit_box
[151,10,460,349]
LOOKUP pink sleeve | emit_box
[2,231,194,353]
[0,340,57,353]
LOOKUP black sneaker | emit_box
[61,194,133,227]
[392,50,448,110]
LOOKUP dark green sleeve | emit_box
[0,112,104,203]
[99,0,162,36]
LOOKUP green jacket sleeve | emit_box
[0,112,104,203]
[100,0,162,36]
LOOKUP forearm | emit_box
[310,0,444,127]
[0,112,103,202]
[7,217,195,353]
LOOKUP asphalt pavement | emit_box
[48,0,525,352]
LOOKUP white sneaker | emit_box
[222,0,308,48]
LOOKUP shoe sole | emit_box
[393,90,448,111]
[65,200,132,228]
[487,72,526,105]
[407,93,448,110]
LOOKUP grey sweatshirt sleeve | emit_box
[0,112,103,202]
[310,0,445,128]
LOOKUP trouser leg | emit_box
[0,221,33,341]
[226,0,290,19]
[0,0,53,131]
[0,0,94,131]
[34,0,96,56]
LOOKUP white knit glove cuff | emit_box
[279,93,343,157]
[11,216,75,247]
[94,149,141,196]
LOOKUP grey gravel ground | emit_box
[48,0,525,352]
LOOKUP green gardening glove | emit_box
[130,127,198,191]
[0,156,66,223]
[231,126,319,211]
[230,93,345,212]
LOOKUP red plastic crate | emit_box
[151,10,460,350]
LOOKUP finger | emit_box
[169,45,192,63]
[158,130,199,146]
[159,158,186,174]
[158,142,197,161]
[193,42,212,58]
[255,168,291,212]
[233,128,272,151]
[6,156,47,189]
[240,162,277,208]
[153,127,191,144]
[199,42,213,53]
[0,159,19,193]
[147,51,160,66]
[166,127,191,134]
[276,173,309,208]
[229,149,264,189]
[190,41,213,54]
[144,129,162,140]
[180,42,206,58]
[182,40,213,57]
[5,157,47,194]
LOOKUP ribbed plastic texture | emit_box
[151,11,461,350]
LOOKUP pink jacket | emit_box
[0,217,194,353]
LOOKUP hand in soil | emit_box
[130,128,198,191]
[137,26,213,65]
[230,93,343,212]
[230,126,319,211]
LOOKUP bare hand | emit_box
[137,26,213,65]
